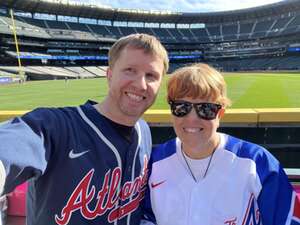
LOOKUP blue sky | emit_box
[78,0,283,12]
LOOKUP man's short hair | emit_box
[108,33,169,75]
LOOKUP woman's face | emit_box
[171,97,224,156]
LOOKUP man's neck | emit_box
[94,100,138,126]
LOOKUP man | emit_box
[0,33,169,225]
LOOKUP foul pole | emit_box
[10,9,25,82]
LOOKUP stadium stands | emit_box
[0,15,50,38]
[88,24,112,37]
[0,65,107,80]
[0,0,300,78]
[65,66,103,78]
[251,20,274,38]
[83,66,106,77]
[213,56,300,71]
[222,23,238,41]
[1,8,300,43]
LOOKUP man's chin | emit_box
[122,107,146,118]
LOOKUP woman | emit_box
[142,63,300,225]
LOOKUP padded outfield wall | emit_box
[1,109,300,172]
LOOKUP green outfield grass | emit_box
[0,72,300,110]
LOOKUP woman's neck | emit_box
[182,134,220,159]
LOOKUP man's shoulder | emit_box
[136,118,151,135]
[23,105,79,121]
[18,105,82,137]
[137,118,149,127]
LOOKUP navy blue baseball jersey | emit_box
[0,101,152,225]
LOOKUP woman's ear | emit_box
[218,108,225,118]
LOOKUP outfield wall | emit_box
[3,108,300,124]
[1,109,300,171]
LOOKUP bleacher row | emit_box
[214,56,300,71]
[0,66,108,79]
[168,55,300,72]
[1,11,300,42]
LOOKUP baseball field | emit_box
[0,72,300,110]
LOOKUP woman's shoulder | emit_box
[222,133,280,173]
[151,138,177,163]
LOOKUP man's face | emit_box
[106,47,164,123]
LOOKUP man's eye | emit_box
[146,73,158,81]
[125,68,133,72]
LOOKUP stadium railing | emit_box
[1,109,300,183]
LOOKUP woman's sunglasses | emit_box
[168,100,222,120]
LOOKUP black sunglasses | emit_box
[168,100,222,120]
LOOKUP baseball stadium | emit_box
[0,0,300,224]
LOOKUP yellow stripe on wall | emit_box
[1,109,300,125]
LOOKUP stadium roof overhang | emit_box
[1,0,300,24]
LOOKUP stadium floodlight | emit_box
[116,8,180,15]
[39,0,112,9]
[31,0,181,15]
[150,10,179,15]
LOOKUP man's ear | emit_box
[106,68,112,82]
[218,108,225,119]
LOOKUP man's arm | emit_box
[0,160,4,195]
[0,108,58,195]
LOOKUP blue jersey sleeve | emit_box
[0,108,59,194]
[226,134,300,225]
[258,164,300,225]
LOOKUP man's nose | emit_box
[133,74,147,90]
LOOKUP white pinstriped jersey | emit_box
[142,133,300,225]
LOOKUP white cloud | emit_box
[194,0,284,12]
[84,0,283,12]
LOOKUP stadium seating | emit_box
[118,26,136,36]
[83,66,106,77]
[0,1,300,76]
[179,28,198,41]
[267,17,290,36]
[190,28,210,42]
[0,65,108,80]
[21,16,48,28]
[64,67,100,78]
[239,22,254,40]
[88,24,112,37]
[106,26,122,38]
[0,15,50,38]
[222,23,238,41]
[135,27,155,36]
[213,56,300,71]
[251,20,274,38]
[207,25,222,41]
[1,9,300,43]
